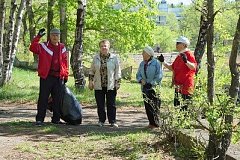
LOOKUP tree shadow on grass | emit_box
[0,104,150,141]
[0,121,152,142]
[0,103,181,160]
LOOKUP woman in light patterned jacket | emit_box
[88,39,121,128]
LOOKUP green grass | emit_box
[14,130,170,160]
[0,120,174,159]
[0,68,39,102]
[0,67,96,103]
[0,68,176,159]
[1,55,236,159]
[0,67,174,107]
[1,121,63,134]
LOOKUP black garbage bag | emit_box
[60,85,83,125]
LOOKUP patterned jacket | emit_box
[89,53,121,90]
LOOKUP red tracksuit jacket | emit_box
[29,35,68,80]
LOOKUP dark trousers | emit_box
[36,76,62,122]
[143,89,161,127]
[95,87,117,124]
[174,89,192,111]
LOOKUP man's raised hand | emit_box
[38,28,46,37]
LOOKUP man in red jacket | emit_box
[29,28,69,126]
[158,36,197,110]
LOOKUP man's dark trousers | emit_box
[36,75,62,123]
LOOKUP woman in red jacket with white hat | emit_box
[158,36,197,110]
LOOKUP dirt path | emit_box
[0,102,149,159]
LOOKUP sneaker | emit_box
[35,121,43,126]
[110,123,118,128]
[98,122,104,127]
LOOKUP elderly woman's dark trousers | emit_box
[143,90,160,127]
[174,89,192,111]
[36,76,62,123]
[95,87,117,124]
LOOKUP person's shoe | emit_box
[98,122,104,127]
[110,123,118,128]
[51,121,64,125]
[35,121,43,126]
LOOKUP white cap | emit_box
[176,36,190,46]
[143,46,154,57]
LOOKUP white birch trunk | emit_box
[7,0,26,81]
[71,0,86,89]
[2,0,17,84]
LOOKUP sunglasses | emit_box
[176,42,182,45]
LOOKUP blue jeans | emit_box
[95,87,117,124]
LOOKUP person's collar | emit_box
[179,48,189,53]
[51,42,59,46]
[144,57,153,63]
[47,41,59,46]
[100,52,110,58]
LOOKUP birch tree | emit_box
[8,0,26,77]
[2,0,18,84]
[0,0,6,86]
[193,0,209,73]
[0,0,26,86]
[71,0,86,89]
